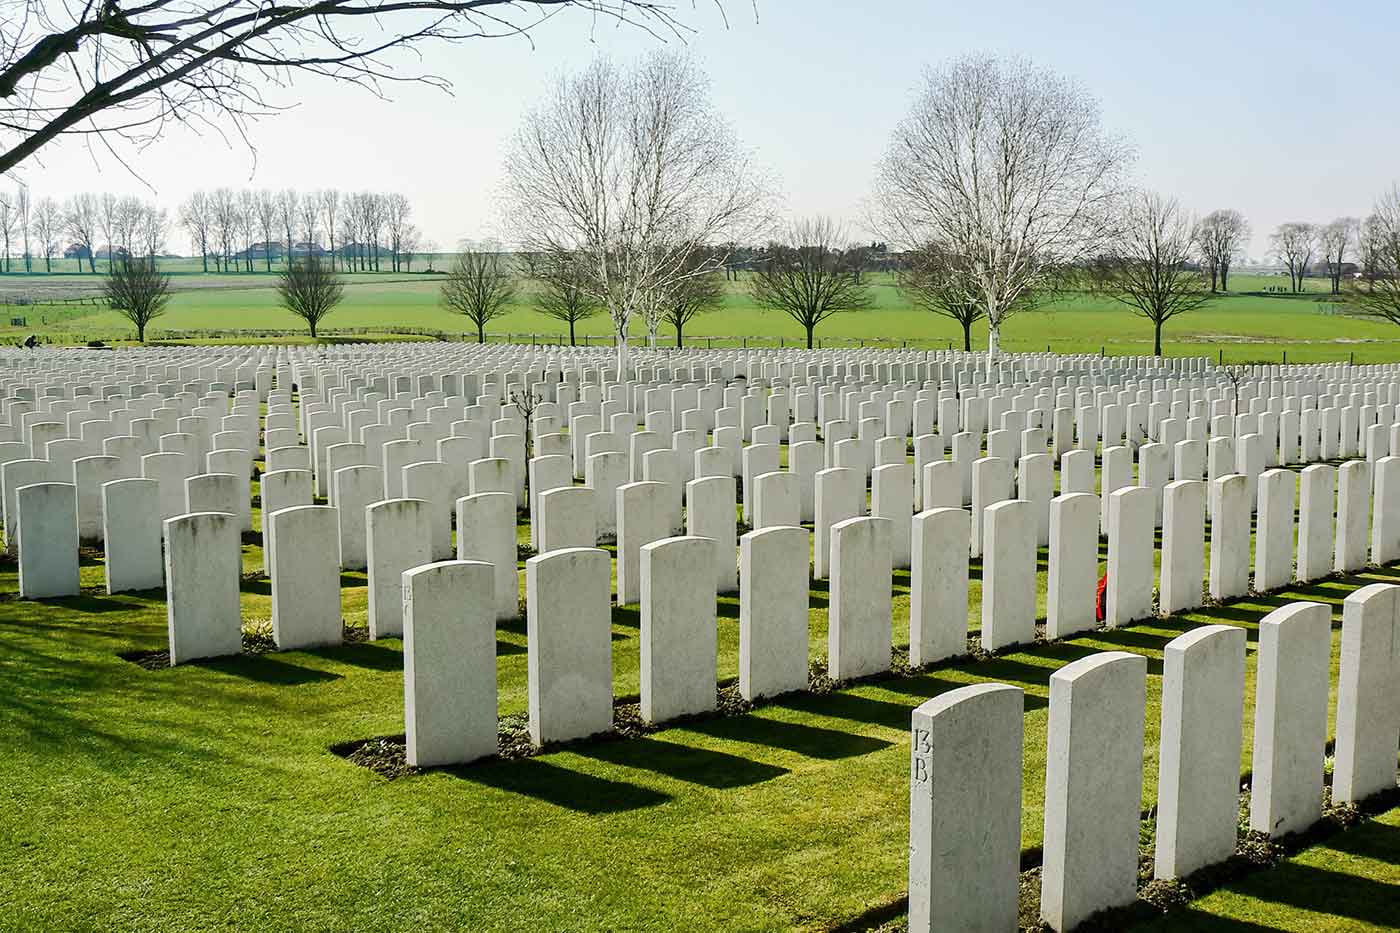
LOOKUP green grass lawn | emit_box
[1132,806,1400,932]
[4,269,1397,363]
[4,449,1398,930]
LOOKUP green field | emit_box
[2,268,1395,363]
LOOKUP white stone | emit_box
[102,478,163,592]
[982,499,1037,651]
[687,475,739,594]
[1370,456,1400,564]
[366,498,432,639]
[739,526,810,700]
[814,467,861,580]
[1154,625,1246,880]
[1209,475,1250,600]
[910,508,969,665]
[752,470,799,530]
[333,465,381,571]
[970,456,1012,558]
[1297,464,1336,583]
[585,450,628,539]
[526,547,613,744]
[640,536,717,723]
[1107,486,1154,626]
[1160,480,1206,614]
[455,491,519,621]
[402,460,453,561]
[871,463,914,570]
[828,516,892,680]
[73,455,121,542]
[1335,460,1371,572]
[16,482,79,598]
[1250,600,1332,837]
[1047,492,1099,638]
[265,503,342,649]
[1255,469,1296,592]
[1333,583,1400,805]
[403,560,498,767]
[537,486,595,553]
[908,683,1023,933]
[1041,651,1147,932]
[1018,452,1053,547]
[164,511,242,664]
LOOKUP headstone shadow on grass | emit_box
[682,712,891,760]
[197,652,343,686]
[451,756,671,814]
[572,735,788,789]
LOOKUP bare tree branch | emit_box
[0,0,716,175]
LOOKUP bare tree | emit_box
[98,192,120,272]
[277,189,299,268]
[532,253,603,345]
[898,242,986,351]
[1271,222,1317,293]
[749,217,873,349]
[299,195,320,259]
[1358,213,1386,291]
[441,247,516,343]
[0,1,711,176]
[137,204,170,269]
[0,192,13,272]
[1090,192,1210,356]
[503,52,771,374]
[16,186,31,272]
[210,188,239,272]
[65,193,99,272]
[384,193,411,272]
[400,225,422,272]
[115,195,143,261]
[873,54,1131,364]
[104,256,170,341]
[1346,187,1400,330]
[658,257,725,347]
[1318,217,1359,295]
[319,191,341,271]
[277,256,343,338]
[32,196,60,272]
[254,191,279,271]
[179,192,214,273]
[1194,209,1250,292]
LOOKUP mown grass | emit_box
[4,270,1397,363]
[3,438,1397,930]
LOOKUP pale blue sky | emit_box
[18,0,1398,258]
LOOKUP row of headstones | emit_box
[908,585,1400,932]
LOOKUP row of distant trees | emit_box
[0,187,432,275]
[178,189,430,274]
[0,190,170,273]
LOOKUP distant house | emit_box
[63,244,92,260]
[337,241,383,258]
[94,245,130,260]
[236,241,286,261]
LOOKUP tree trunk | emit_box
[1154,320,1163,357]
[987,320,1001,367]
[137,321,145,342]
[675,323,684,348]
[805,323,814,350]
[477,323,485,344]
[569,318,576,346]
[1220,263,1229,291]
[616,332,630,377]
[962,320,972,352]
[309,320,317,339]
